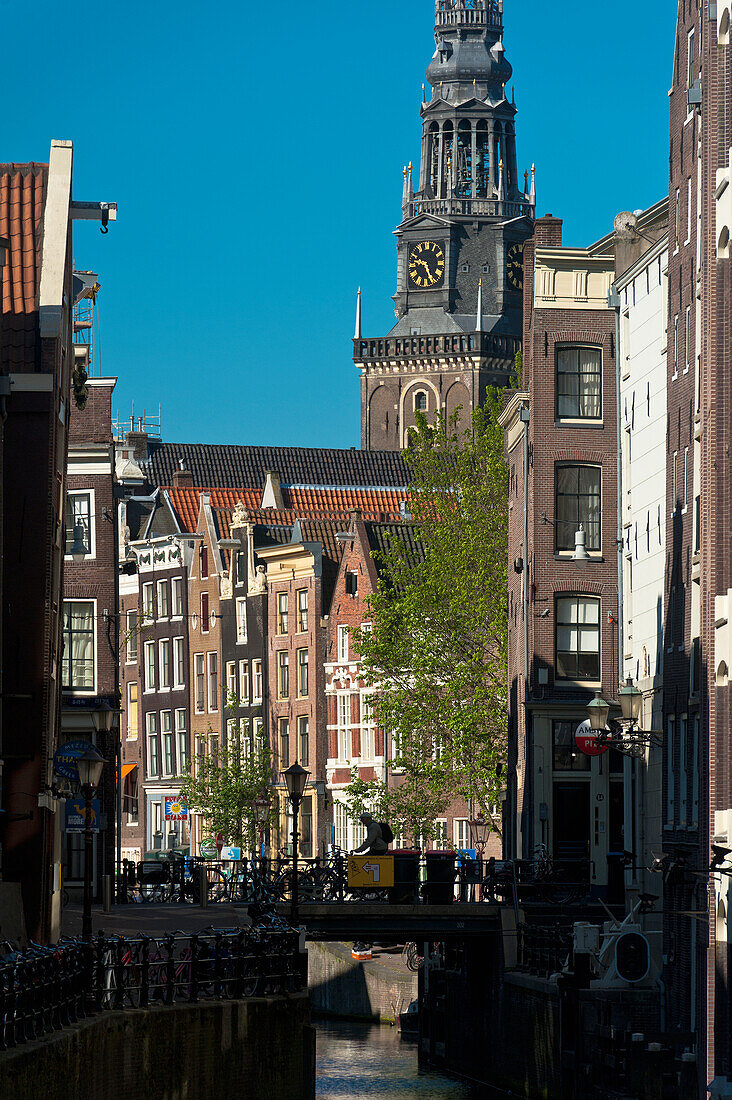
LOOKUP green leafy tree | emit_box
[346,386,510,842]
[178,693,274,855]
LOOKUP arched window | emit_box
[476,120,490,197]
[428,122,440,196]
[414,391,428,412]
[457,120,472,197]
[442,122,454,193]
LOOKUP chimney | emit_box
[173,458,194,487]
[261,470,284,510]
[534,215,563,248]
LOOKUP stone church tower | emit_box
[357,0,535,451]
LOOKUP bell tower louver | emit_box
[357,0,535,452]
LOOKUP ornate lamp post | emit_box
[284,764,310,925]
[77,746,105,940]
[469,811,491,861]
[586,683,661,757]
[252,796,270,859]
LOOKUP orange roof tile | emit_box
[0,163,48,369]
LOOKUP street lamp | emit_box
[618,677,642,724]
[586,685,661,758]
[572,524,590,565]
[77,746,105,940]
[587,690,611,733]
[252,796,270,859]
[469,811,491,860]
[284,763,310,925]
[69,520,89,564]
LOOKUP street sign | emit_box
[164,798,188,822]
[348,854,395,889]
[215,832,224,856]
[64,798,101,833]
[575,719,609,757]
[54,740,95,782]
[199,839,218,859]
[220,846,242,861]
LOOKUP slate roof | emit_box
[0,163,48,369]
[166,486,406,534]
[365,521,425,580]
[144,442,410,490]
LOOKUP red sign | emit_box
[215,832,224,855]
[575,720,609,757]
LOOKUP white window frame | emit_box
[158,638,171,691]
[226,661,237,702]
[253,659,263,704]
[176,709,188,773]
[337,625,349,663]
[297,589,308,633]
[433,819,449,850]
[173,636,185,689]
[172,577,184,618]
[297,648,309,698]
[239,660,250,705]
[207,651,218,713]
[360,691,376,761]
[65,489,96,561]
[278,650,289,700]
[161,710,174,777]
[194,653,205,714]
[62,599,97,694]
[126,610,139,664]
[142,582,155,623]
[277,593,289,635]
[236,598,247,645]
[126,681,139,741]
[146,712,160,779]
[453,818,471,851]
[337,692,352,762]
[144,640,156,694]
[157,579,170,621]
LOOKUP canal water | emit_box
[314,1017,480,1098]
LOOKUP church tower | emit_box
[357,0,535,451]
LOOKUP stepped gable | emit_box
[0,162,48,369]
[166,485,407,533]
[146,442,410,490]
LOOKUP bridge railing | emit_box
[115,853,592,909]
[515,922,573,978]
[0,920,304,1051]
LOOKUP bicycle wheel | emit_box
[404,942,422,972]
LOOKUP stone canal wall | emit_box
[0,993,315,1100]
[308,942,417,1022]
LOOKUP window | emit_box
[235,552,245,587]
[553,719,590,771]
[279,718,290,769]
[686,178,692,244]
[226,661,237,702]
[691,714,699,826]
[194,654,205,713]
[176,710,188,773]
[126,611,138,663]
[65,491,93,558]
[159,639,171,690]
[301,796,313,859]
[337,694,352,761]
[297,590,308,633]
[337,625,349,663]
[298,715,309,767]
[200,544,209,579]
[687,28,695,89]
[278,651,289,699]
[555,466,601,552]
[674,315,679,371]
[297,648,309,697]
[162,711,174,776]
[172,577,184,617]
[433,820,449,851]
[666,715,676,825]
[143,583,155,622]
[415,391,427,412]
[556,347,602,419]
[555,596,600,681]
[345,571,358,597]
[277,593,289,634]
[157,581,170,619]
[253,660,263,703]
[361,692,376,760]
[684,448,689,509]
[144,641,156,693]
[236,598,247,644]
[685,306,691,369]
[335,802,349,853]
[147,712,160,778]
[62,601,95,691]
[127,682,139,740]
[201,592,210,634]
[239,661,250,704]
[124,769,139,825]
[673,452,678,511]
[207,652,218,712]
[675,189,680,249]
[454,818,470,851]
[173,637,185,689]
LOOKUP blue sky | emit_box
[4,1,676,449]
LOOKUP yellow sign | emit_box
[347,855,395,889]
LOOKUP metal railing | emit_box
[354,330,521,365]
[116,852,592,909]
[0,922,303,1051]
[515,922,572,978]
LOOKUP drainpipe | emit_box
[0,237,10,875]
[609,285,624,683]
[521,401,530,861]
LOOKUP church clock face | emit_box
[408,241,445,289]
[506,242,524,291]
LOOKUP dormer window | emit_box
[461,263,470,274]
[414,391,428,412]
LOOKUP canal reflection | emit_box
[314,1017,476,1099]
